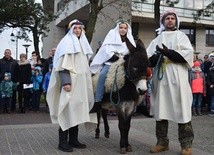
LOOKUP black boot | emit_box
[58,128,73,152]
[89,102,101,113]
[196,108,202,116]
[69,125,86,148]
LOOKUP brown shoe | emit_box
[181,148,192,155]
[150,145,169,153]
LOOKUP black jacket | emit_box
[207,68,214,96]
[17,63,32,84]
[0,57,19,82]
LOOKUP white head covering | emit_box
[90,19,136,74]
[101,19,136,47]
[209,52,214,58]
[156,8,180,35]
[53,19,93,67]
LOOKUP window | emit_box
[180,27,196,46]
[206,29,214,47]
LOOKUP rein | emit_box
[149,51,164,83]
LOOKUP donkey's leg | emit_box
[95,110,101,139]
[118,114,126,154]
[124,102,135,152]
[117,104,127,154]
[124,116,132,152]
[101,108,110,138]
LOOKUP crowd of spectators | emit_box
[0,48,55,114]
[0,48,213,117]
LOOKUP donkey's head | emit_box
[123,39,149,94]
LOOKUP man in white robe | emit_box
[47,19,97,152]
[147,9,194,155]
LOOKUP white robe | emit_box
[147,30,193,123]
[47,53,97,131]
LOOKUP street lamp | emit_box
[10,32,18,60]
[22,44,31,59]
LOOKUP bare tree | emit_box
[193,1,214,21]
[0,0,56,52]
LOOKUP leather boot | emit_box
[69,125,86,148]
[150,145,169,153]
[181,148,192,155]
[89,102,101,113]
[58,128,73,152]
[150,120,169,153]
[196,108,202,116]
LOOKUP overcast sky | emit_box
[0,0,43,60]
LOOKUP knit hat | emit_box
[4,72,11,78]
[34,66,42,75]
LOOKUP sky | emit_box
[0,0,42,60]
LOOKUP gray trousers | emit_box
[156,120,194,149]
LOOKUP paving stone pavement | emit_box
[0,112,213,155]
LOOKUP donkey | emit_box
[93,39,149,154]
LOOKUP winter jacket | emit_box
[0,80,15,98]
[31,66,43,91]
[189,68,206,95]
[207,66,214,96]
[42,72,51,92]
[0,57,19,82]
[17,61,32,84]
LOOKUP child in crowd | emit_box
[31,66,43,112]
[189,61,206,116]
[42,64,53,112]
[0,73,16,114]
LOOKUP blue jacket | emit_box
[31,74,43,91]
[42,72,51,92]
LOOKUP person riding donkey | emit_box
[90,18,136,113]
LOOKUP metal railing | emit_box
[131,1,214,21]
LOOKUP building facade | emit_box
[42,0,214,59]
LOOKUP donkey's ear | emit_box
[136,39,146,49]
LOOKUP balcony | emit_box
[131,1,214,22]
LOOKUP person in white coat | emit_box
[47,19,97,152]
[147,9,194,155]
[89,18,136,113]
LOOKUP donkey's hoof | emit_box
[95,134,99,139]
[126,145,133,152]
[104,132,109,138]
[120,148,127,154]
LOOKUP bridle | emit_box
[125,54,146,82]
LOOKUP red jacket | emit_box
[190,69,205,94]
